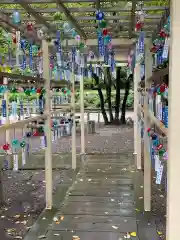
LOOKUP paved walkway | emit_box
[24,150,160,240]
[45,153,138,240]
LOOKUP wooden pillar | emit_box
[42,40,53,209]
[167,1,180,238]
[134,63,141,169]
[144,40,153,211]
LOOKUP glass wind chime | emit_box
[96,10,115,73]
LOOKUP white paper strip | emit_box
[22,148,26,166]
[155,155,161,171]
[162,38,170,59]
[156,164,164,184]
[13,153,18,171]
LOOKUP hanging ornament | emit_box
[37,29,44,39]
[26,132,31,138]
[138,10,145,23]
[159,30,166,38]
[36,88,41,94]
[96,11,104,21]
[107,42,113,50]
[24,89,31,96]
[3,144,10,151]
[71,29,77,38]
[12,139,19,147]
[150,45,158,53]
[27,21,33,31]
[104,35,111,45]
[63,22,71,33]
[88,51,94,59]
[135,21,143,32]
[12,11,21,24]
[102,28,108,36]
[79,42,85,50]
[20,140,26,148]
[99,20,107,29]
[75,35,81,42]
[31,87,36,94]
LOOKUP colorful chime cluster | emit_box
[147,128,168,160]
[1,139,26,153]
[12,11,34,32]
[96,10,112,49]
[150,16,170,53]
[0,86,46,95]
[149,83,168,98]
[61,22,86,50]
[52,87,71,94]
[135,10,145,32]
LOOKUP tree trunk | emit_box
[105,67,113,123]
[92,73,109,125]
[120,78,131,124]
[115,67,121,121]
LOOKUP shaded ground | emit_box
[0,124,134,240]
[0,123,166,240]
[152,170,166,240]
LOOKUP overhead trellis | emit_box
[0,0,169,38]
[0,0,169,58]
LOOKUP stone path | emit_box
[44,153,139,240]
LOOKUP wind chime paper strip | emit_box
[155,154,161,171]
[162,37,170,60]
[139,31,145,54]
[156,164,164,185]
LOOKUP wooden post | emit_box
[167,2,180,238]
[144,40,153,211]
[42,40,53,209]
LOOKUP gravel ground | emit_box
[152,170,167,240]
[0,123,134,240]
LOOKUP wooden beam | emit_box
[129,0,136,39]
[56,0,87,39]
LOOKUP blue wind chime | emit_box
[54,31,63,80]
[96,11,105,58]
[71,46,76,71]
[138,31,145,78]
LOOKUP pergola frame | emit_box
[0,0,169,47]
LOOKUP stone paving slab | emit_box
[50,215,137,232]
[42,154,138,240]
[64,195,134,203]
[45,230,139,240]
[59,202,135,217]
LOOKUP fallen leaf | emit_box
[72,235,80,240]
[157,231,163,235]
[135,208,140,212]
[112,225,118,229]
[38,235,46,239]
[54,233,60,236]
[53,217,59,222]
[60,216,64,220]
[130,232,137,237]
